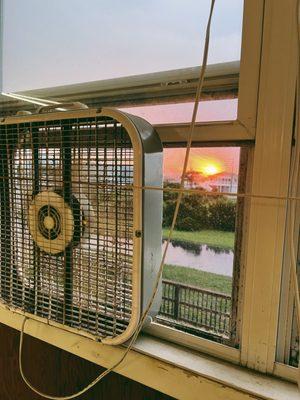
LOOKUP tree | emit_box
[163,182,209,231]
[163,182,236,232]
[208,199,236,231]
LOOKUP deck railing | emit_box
[157,279,232,337]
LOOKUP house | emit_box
[205,172,238,194]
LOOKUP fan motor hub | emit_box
[43,215,55,230]
[28,191,81,255]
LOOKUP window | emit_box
[152,146,246,347]
[0,0,259,361]
[2,0,299,387]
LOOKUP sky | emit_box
[121,99,237,124]
[1,1,243,176]
[120,100,240,177]
[2,0,243,92]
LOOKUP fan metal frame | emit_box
[0,107,163,345]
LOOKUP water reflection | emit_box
[206,245,231,255]
[171,239,202,255]
[162,239,234,277]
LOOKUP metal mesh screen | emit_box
[0,116,135,340]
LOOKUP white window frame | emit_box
[238,0,297,381]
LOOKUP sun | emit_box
[190,155,223,177]
[202,164,220,176]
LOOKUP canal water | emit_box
[163,239,234,277]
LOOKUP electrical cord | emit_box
[18,1,216,398]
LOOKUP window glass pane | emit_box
[2,0,243,91]
[121,99,237,124]
[155,146,244,344]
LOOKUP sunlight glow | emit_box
[202,164,220,176]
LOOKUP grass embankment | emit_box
[162,229,234,250]
[162,229,234,294]
[163,264,232,295]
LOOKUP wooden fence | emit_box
[157,279,231,337]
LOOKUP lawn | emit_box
[162,229,234,250]
[162,264,232,295]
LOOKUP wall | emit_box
[0,323,174,400]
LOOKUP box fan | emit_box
[0,104,163,345]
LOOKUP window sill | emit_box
[133,334,299,400]
[0,307,298,400]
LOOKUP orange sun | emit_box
[202,164,220,176]
[189,155,224,177]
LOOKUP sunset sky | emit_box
[121,100,240,178]
[163,147,240,180]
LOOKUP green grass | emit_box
[161,228,234,297]
[163,264,232,295]
[162,229,234,250]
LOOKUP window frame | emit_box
[146,0,264,365]
[238,0,297,381]
[144,143,249,362]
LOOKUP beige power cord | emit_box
[18,1,216,398]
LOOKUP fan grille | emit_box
[0,116,135,339]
